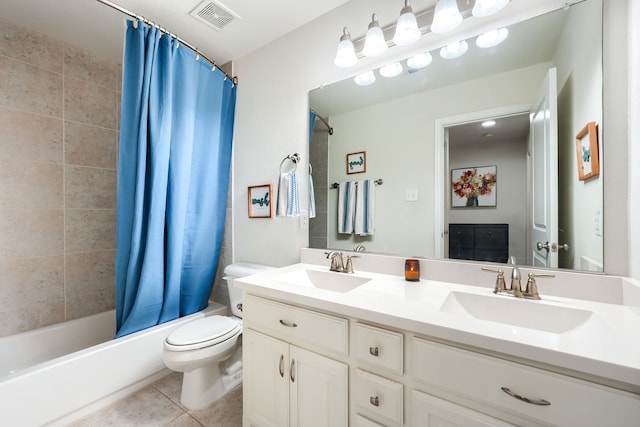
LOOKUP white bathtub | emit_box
[0,302,227,426]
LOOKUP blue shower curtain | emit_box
[115,21,236,337]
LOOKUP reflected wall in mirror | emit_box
[309,0,603,272]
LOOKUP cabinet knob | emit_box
[369,396,380,407]
[369,346,379,357]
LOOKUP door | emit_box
[244,329,289,427]
[289,345,348,427]
[529,68,559,267]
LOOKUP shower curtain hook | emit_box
[195,49,200,61]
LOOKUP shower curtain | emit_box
[115,21,236,337]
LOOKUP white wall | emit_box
[232,0,636,278]
[628,0,640,279]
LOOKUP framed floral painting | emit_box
[451,166,497,207]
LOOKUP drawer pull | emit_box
[369,346,379,357]
[501,387,551,406]
[369,396,380,407]
[279,319,298,328]
[279,354,284,378]
[290,359,296,382]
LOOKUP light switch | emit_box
[405,189,418,202]
[594,208,602,236]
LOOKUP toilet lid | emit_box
[166,316,240,347]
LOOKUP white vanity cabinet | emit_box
[242,295,349,427]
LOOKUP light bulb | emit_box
[334,27,357,68]
[476,28,509,48]
[431,0,463,33]
[363,14,388,57]
[354,71,376,86]
[472,0,510,17]
[379,62,403,78]
[407,52,433,70]
[440,40,468,59]
[393,0,421,46]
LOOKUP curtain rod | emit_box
[310,109,334,135]
[96,0,238,85]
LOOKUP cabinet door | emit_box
[289,345,348,427]
[412,390,517,427]
[244,329,289,427]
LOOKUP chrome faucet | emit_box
[325,251,357,273]
[325,251,345,272]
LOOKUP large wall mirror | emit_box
[309,0,603,272]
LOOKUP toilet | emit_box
[162,262,273,410]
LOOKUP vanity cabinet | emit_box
[242,295,348,427]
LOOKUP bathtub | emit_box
[0,301,227,426]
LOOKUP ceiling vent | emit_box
[189,0,240,31]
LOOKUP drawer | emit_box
[354,323,403,375]
[474,249,508,263]
[412,337,640,427]
[355,369,403,425]
[243,294,348,357]
[474,227,507,249]
[449,226,474,247]
[355,414,386,427]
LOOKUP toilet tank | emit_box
[223,262,275,318]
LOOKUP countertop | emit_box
[235,261,640,395]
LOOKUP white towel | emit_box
[276,171,300,217]
[337,181,355,233]
[308,173,316,218]
[355,180,375,236]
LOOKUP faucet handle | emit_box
[524,273,555,300]
[344,255,359,273]
[481,267,507,295]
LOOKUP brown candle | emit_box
[405,259,420,282]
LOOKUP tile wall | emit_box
[0,19,120,337]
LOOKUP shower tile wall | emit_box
[309,119,329,249]
[0,19,120,338]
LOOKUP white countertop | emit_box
[235,261,640,395]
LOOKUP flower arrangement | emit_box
[452,168,496,206]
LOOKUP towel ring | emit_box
[280,153,300,174]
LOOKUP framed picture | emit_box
[248,184,273,218]
[346,151,366,174]
[575,121,599,181]
[451,166,497,208]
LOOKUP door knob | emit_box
[536,242,570,252]
[536,241,551,251]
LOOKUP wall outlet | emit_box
[405,188,418,201]
[300,210,309,229]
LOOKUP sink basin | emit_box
[274,268,371,292]
[439,291,594,334]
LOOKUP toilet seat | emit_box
[165,316,241,352]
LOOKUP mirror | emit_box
[309,0,603,272]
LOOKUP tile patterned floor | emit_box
[68,372,242,426]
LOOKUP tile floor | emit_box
[68,372,242,426]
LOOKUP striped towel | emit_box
[308,173,316,218]
[355,180,375,236]
[337,181,355,233]
[276,171,300,217]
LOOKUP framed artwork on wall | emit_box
[248,184,273,218]
[451,166,497,208]
[575,121,599,181]
[346,151,366,174]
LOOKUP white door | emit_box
[530,68,559,268]
[243,329,289,427]
[289,345,348,427]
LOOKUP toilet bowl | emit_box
[162,262,274,410]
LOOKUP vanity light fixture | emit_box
[472,0,510,17]
[393,0,421,46]
[379,62,403,78]
[363,13,388,57]
[476,27,509,48]
[334,27,358,68]
[430,0,463,33]
[407,52,433,70]
[440,40,468,59]
[354,70,377,86]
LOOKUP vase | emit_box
[466,195,478,206]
